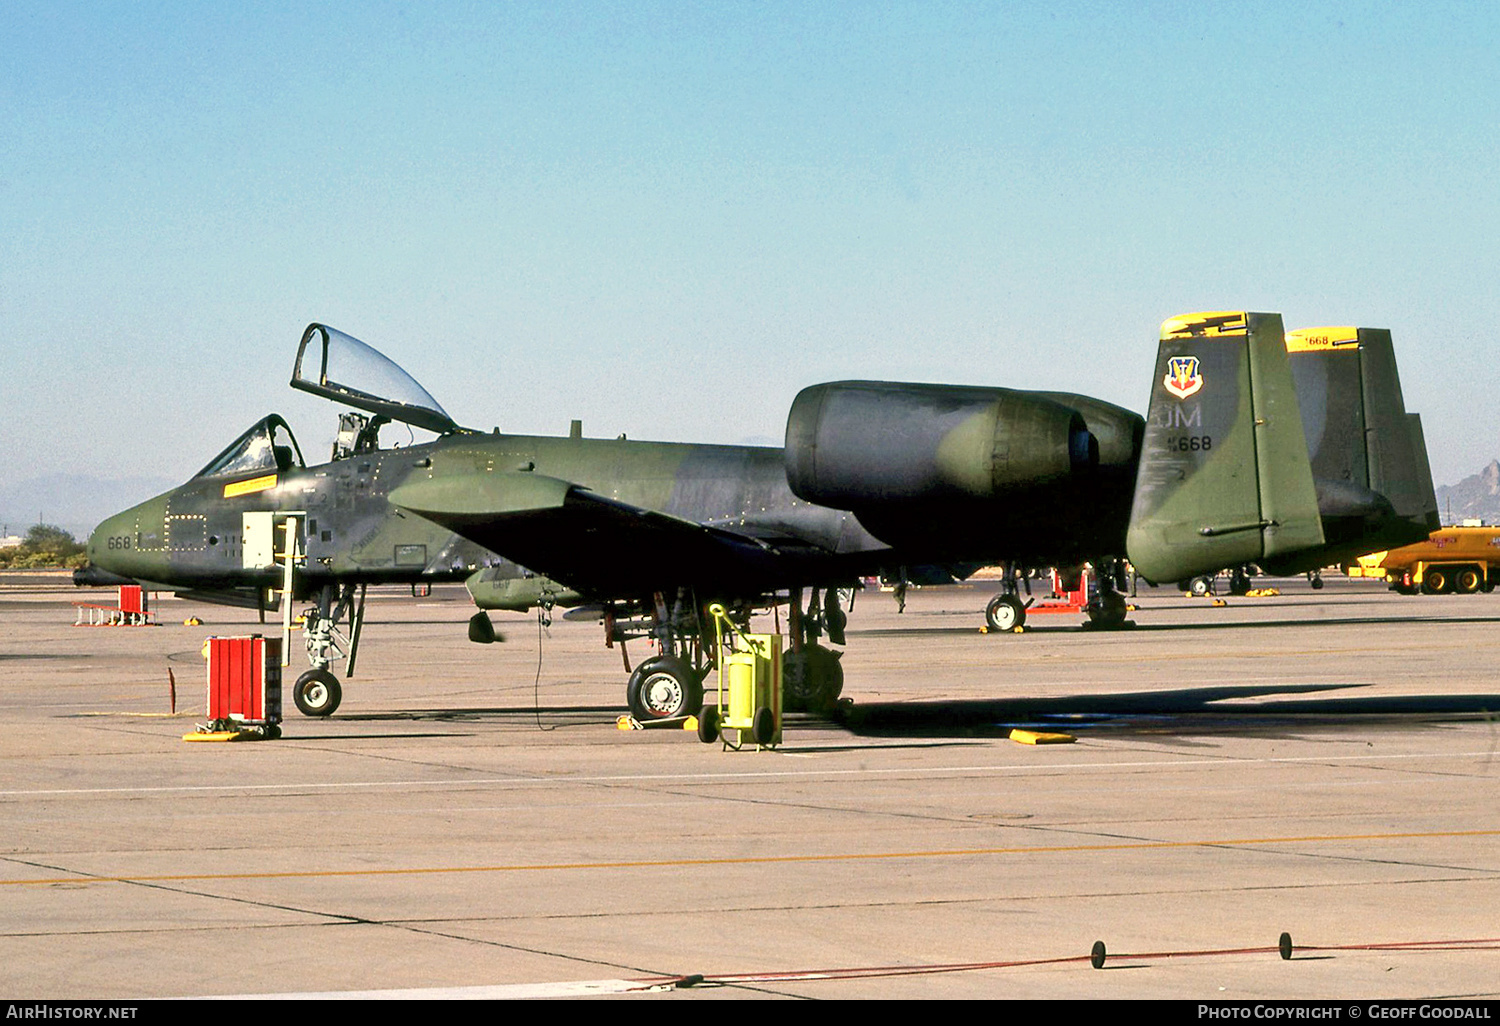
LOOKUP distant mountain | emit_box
[0,474,174,542]
[1435,459,1500,525]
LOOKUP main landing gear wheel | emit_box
[1087,592,1128,630]
[1188,575,1214,598]
[985,594,1026,632]
[293,668,342,717]
[782,644,844,713]
[626,655,703,720]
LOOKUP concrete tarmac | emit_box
[2,572,1498,1000]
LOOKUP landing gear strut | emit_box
[985,563,1027,631]
[783,586,844,713]
[1227,565,1253,597]
[1085,559,1129,630]
[611,590,711,721]
[605,585,849,719]
[292,582,366,717]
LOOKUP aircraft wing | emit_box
[389,472,829,597]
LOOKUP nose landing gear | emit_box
[291,582,366,717]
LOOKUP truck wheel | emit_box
[1423,569,1451,595]
[1456,568,1482,594]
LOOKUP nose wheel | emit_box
[293,668,342,717]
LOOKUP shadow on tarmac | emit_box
[823,681,1500,740]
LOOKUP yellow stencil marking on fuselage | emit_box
[223,474,278,498]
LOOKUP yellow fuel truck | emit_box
[1348,524,1500,594]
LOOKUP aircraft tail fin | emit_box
[1126,311,1325,583]
[1285,326,1439,556]
[1353,328,1439,531]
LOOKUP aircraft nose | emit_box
[87,514,123,571]
[89,505,153,576]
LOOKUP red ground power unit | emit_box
[118,585,146,614]
[206,635,282,725]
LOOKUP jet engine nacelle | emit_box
[784,381,1097,507]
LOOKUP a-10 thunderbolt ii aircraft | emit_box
[84,312,1432,720]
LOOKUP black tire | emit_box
[783,644,844,713]
[696,706,719,744]
[626,655,703,720]
[1456,568,1482,594]
[1228,569,1251,596]
[293,668,342,717]
[753,707,776,746]
[1087,591,1127,629]
[1189,576,1214,598]
[1423,570,1451,595]
[1309,574,1324,590]
[985,594,1026,631]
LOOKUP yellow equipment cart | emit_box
[699,604,782,750]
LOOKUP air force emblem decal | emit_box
[1164,355,1204,399]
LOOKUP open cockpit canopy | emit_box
[292,324,461,435]
[194,415,305,479]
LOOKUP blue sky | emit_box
[3,1,1497,512]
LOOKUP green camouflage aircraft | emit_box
[84,313,1432,720]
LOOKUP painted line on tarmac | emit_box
[1,747,1494,799]
[184,934,1500,997]
[5,828,1497,887]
